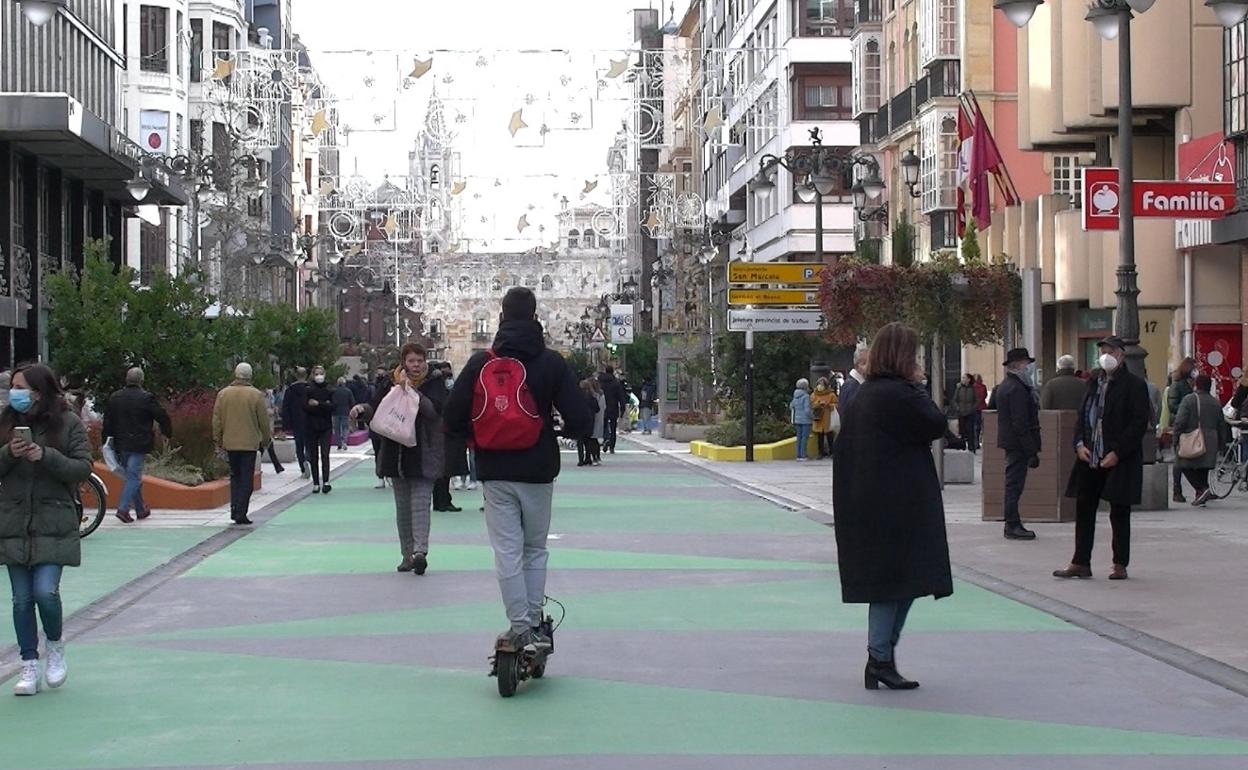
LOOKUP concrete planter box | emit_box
[93,462,262,511]
[943,450,975,484]
[272,439,297,463]
[664,424,714,443]
[982,410,1077,523]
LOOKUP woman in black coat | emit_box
[833,322,952,691]
[302,365,335,494]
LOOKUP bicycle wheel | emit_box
[78,475,107,538]
[1209,450,1242,500]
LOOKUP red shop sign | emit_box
[1082,167,1235,231]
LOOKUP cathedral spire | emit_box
[425,84,447,143]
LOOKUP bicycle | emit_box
[1208,420,1248,499]
[77,473,108,538]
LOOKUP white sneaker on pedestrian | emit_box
[374,478,387,489]
[451,477,463,491]
[13,660,39,696]
[44,640,66,689]
[465,481,478,491]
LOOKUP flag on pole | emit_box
[970,107,1005,230]
[955,106,974,235]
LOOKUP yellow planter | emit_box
[689,435,821,462]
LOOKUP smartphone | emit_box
[14,427,32,444]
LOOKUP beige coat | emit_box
[213,381,272,452]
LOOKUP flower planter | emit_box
[663,424,715,443]
[689,434,820,462]
[272,439,297,464]
[93,462,262,511]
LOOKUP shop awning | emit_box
[0,93,188,206]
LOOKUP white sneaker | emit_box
[451,477,463,491]
[465,481,478,491]
[374,479,387,489]
[13,660,39,696]
[45,640,66,689]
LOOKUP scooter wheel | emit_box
[531,662,546,679]
[496,652,520,697]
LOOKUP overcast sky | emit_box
[293,0,692,250]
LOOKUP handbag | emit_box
[1177,396,1207,460]
[370,382,421,448]
[101,438,122,474]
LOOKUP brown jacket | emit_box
[811,390,838,433]
[213,381,272,452]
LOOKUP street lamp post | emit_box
[994,0,1248,376]
[12,0,67,26]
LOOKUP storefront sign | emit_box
[1175,133,1235,250]
[1194,323,1243,400]
[1082,167,1234,231]
[728,262,824,285]
[139,110,170,154]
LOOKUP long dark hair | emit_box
[867,323,920,381]
[0,363,69,448]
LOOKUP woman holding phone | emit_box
[0,364,93,696]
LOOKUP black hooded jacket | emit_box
[445,320,592,484]
[597,372,626,419]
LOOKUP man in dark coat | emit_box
[280,368,310,479]
[994,348,1040,541]
[103,367,172,523]
[1055,336,1151,581]
[597,366,626,454]
[1040,355,1087,411]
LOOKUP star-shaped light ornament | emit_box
[451,181,466,195]
[643,210,662,235]
[508,110,528,137]
[211,58,235,80]
[310,110,330,136]
[583,180,599,195]
[606,58,630,79]
[409,57,433,80]
[347,244,363,257]
[382,215,398,238]
[701,105,725,133]
[319,181,335,197]
[517,214,530,233]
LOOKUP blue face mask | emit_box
[9,389,33,414]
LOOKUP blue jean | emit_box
[868,598,914,662]
[117,451,147,514]
[334,415,350,448]
[795,423,812,459]
[8,564,64,661]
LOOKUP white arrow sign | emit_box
[728,308,825,332]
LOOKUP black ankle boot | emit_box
[865,657,920,690]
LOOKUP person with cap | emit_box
[994,348,1040,541]
[102,367,172,523]
[212,363,272,526]
[1040,355,1087,411]
[1055,336,1151,581]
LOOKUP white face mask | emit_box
[314,375,326,384]
[1098,353,1120,373]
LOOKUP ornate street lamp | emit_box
[14,0,66,26]
[125,173,152,203]
[1207,0,1248,27]
[900,149,921,197]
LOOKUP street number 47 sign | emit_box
[1082,167,1234,231]
[609,304,634,345]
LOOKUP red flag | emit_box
[970,109,1004,229]
[955,107,973,235]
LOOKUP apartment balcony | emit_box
[854,0,882,28]
[888,86,914,134]
[872,102,890,143]
[859,113,876,146]
[916,60,960,113]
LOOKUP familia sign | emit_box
[1083,167,1234,231]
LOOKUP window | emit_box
[583,230,596,249]
[140,6,169,73]
[921,0,959,67]
[189,119,203,156]
[919,111,959,213]
[139,209,170,284]
[864,39,881,112]
[304,158,313,193]
[122,5,128,58]
[190,19,202,82]
[796,0,854,37]
[1227,20,1248,137]
[1052,154,1092,207]
[474,318,490,335]
[176,12,184,77]
[794,65,853,120]
[212,21,232,62]
[567,228,580,249]
[175,113,183,153]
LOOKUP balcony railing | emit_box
[859,113,876,145]
[889,86,914,132]
[928,60,960,98]
[855,0,882,26]
[873,102,890,143]
[914,77,930,110]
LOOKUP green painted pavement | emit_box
[1,644,1242,770]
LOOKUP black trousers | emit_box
[433,477,453,510]
[371,434,383,478]
[588,438,602,463]
[227,450,258,521]
[1003,450,1030,526]
[958,416,978,451]
[266,442,284,473]
[308,430,331,487]
[293,427,308,472]
[816,431,834,458]
[577,439,590,466]
[1173,462,1185,495]
[604,415,619,452]
[1072,467,1132,568]
[1182,467,1210,494]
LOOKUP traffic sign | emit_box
[728,309,825,332]
[588,327,607,349]
[609,304,634,344]
[728,288,819,306]
[728,262,825,285]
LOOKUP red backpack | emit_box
[472,350,543,451]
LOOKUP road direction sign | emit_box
[728,308,825,332]
[728,261,825,285]
[609,304,634,344]
[728,288,819,306]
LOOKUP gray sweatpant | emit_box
[392,477,434,557]
[482,481,555,634]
